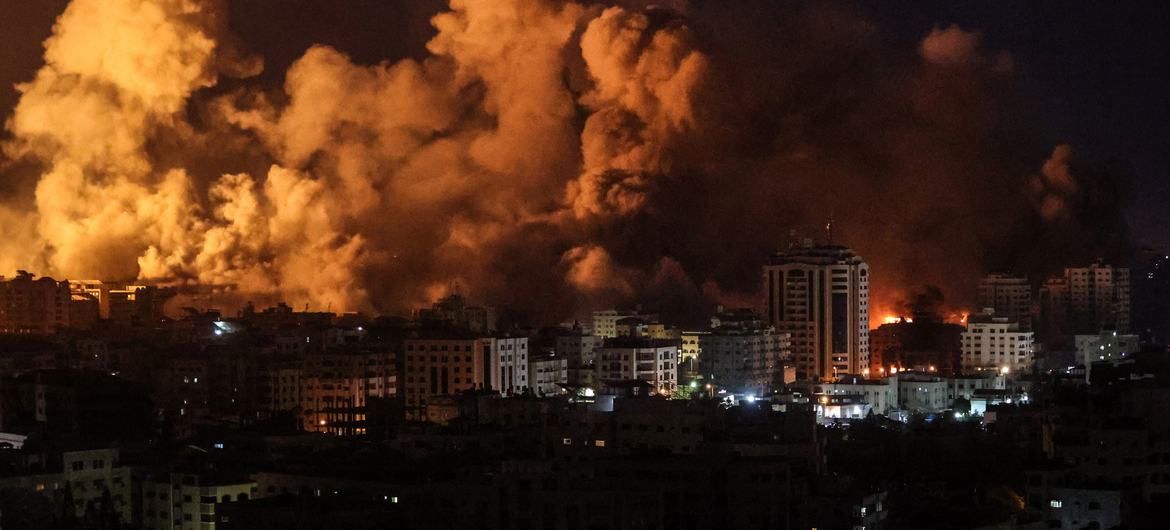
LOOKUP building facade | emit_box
[402,338,487,420]
[595,338,679,395]
[979,273,1033,330]
[764,244,869,381]
[961,309,1035,374]
[487,336,529,395]
[1040,262,1131,339]
[698,312,791,395]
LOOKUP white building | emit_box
[818,375,898,415]
[487,336,529,395]
[897,373,949,412]
[961,309,1034,374]
[529,353,568,396]
[1075,330,1140,382]
[979,273,1033,330]
[946,373,1005,402]
[595,338,679,395]
[764,244,869,381]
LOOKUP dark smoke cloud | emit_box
[0,0,1130,327]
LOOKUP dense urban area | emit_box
[0,241,1167,529]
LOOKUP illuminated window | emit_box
[595,440,606,447]
[1050,500,1062,508]
[562,438,571,445]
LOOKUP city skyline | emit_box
[0,0,1162,328]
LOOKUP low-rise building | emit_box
[141,471,256,530]
[595,337,679,395]
[961,308,1034,374]
[528,352,567,396]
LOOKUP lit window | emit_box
[562,438,571,445]
[1050,500,1062,508]
[595,440,606,447]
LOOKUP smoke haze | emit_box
[0,0,1130,325]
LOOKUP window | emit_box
[1050,500,1062,508]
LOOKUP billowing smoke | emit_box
[0,0,1130,324]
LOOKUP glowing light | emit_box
[1000,366,1010,375]
[319,420,327,426]
[882,316,914,325]
[746,394,756,403]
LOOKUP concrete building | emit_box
[679,330,709,376]
[487,336,529,395]
[764,244,869,381]
[817,375,898,415]
[961,308,1035,374]
[0,272,71,334]
[402,338,488,420]
[417,293,495,333]
[979,273,1033,330]
[528,352,568,396]
[554,329,600,388]
[1040,261,1131,339]
[698,310,791,396]
[141,472,256,530]
[595,337,679,395]
[897,373,949,412]
[1074,330,1139,382]
[296,351,396,435]
[591,309,657,339]
[946,372,1006,402]
[0,447,133,525]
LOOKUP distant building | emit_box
[296,351,396,435]
[764,244,869,381]
[817,375,898,415]
[591,309,657,339]
[402,337,488,421]
[528,352,568,396]
[0,271,71,334]
[554,329,600,388]
[0,447,133,525]
[698,308,791,396]
[1074,330,1139,382]
[595,337,679,395]
[978,273,1033,330]
[486,336,529,396]
[1040,261,1131,340]
[897,372,949,412]
[417,293,495,333]
[961,308,1035,374]
[679,329,708,376]
[141,471,256,530]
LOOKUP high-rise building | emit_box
[764,244,869,381]
[978,274,1033,330]
[1040,262,1130,340]
[960,309,1035,374]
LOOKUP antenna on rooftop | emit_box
[825,210,835,245]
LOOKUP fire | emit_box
[882,315,913,325]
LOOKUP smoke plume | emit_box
[0,0,1130,324]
